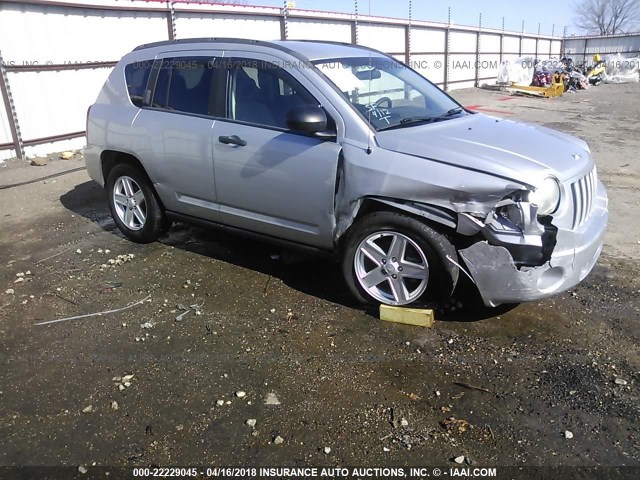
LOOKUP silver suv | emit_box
[85,39,608,308]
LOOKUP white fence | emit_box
[0,0,562,161]
[563,32,640,62]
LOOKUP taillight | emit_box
[86,105,92,141]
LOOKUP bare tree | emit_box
[574,0,640,34]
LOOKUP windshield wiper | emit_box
[377,107,466,132]
[440,106,465,117]
[377,116,435,131]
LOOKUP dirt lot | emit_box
[1,84,639,473]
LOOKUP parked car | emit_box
[84,38,608,308]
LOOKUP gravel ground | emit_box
[0,83,638,473]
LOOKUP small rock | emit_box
[16,272,24,277]
[82,405,94,413]
[5,289,14,295]
[118,384,126,392]
[435,390,441,397]
[400,418,409,427]
[76,249,82,254]
[216,400,224,406]
[60,151,75,160]
[265,392,281,405]
[141,321,155,329]
[235,391,246,398]
[176,424,184,431]
[564,430,574,439]
[323,446,331,454]
[31,157,49,166]
[273,435,284,444]
[269,308,276,313]
[454,455,465,464]
[246,419,257,428]
[122,374,134,382]
[14,277,24,284]
[78,465,88,474]
[614,378,628,386]
[383,447,390,452]
[110,401,119,411]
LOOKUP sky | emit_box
[254,0,579,35]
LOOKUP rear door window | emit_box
[151,57,218,116]
[124,61,152,107]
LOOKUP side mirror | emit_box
[286,105,328,134]
[354,68,382,80]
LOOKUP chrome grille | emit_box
[571,167,597,229]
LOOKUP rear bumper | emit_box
[83,144,104,186]
[460,180,608,307]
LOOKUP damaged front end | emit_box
[459,193,558,268]
[334,143,608,308]
[458,176,608,307]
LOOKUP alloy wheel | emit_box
[113,176,147,231]
[354,231,429,305]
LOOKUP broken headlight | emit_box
[529,177,560,216]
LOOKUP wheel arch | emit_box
[339,196,459,248]
[340,208,461,305]
[101,150,165,210]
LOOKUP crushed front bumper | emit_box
[459,180,608,307]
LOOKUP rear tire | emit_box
[341,212,459,306]
[106,163,166,243]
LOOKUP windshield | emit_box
[312,56,466,131]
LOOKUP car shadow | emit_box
[60,180,513,322]
[59,179,116,231]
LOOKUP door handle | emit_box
[218,135,247,147]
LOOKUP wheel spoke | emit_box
[133,205,146,225]
[361,239,386,265]
[387,234,407,262]
[124,206,134,227]
[388,277,409,304]
[122,178,135,197]
[361,268,387,289]
[133,190,145,205]
[114,193,128,207]
[399,260,427,279]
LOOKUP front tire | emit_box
[106,164,166,243]
[342,212,459,306]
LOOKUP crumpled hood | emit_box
[375,113,593,186]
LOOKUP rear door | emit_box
[211,54,342,249]
[132,51,222,221]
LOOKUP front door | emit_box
[212,57,342,248]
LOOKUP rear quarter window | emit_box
[124,61,152,107]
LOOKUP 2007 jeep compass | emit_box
[85,38,608,307]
